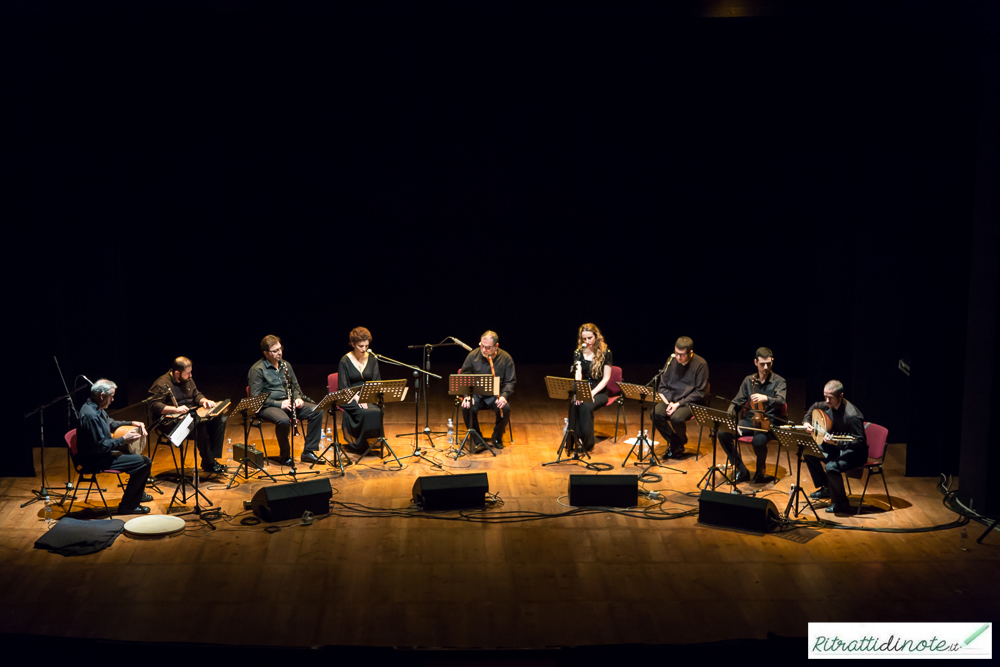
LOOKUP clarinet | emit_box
[281,361,300,437]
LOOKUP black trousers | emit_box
[718,420,770,475]
[462,395,511,444]
[194,416,226,464]
[652,403,694,450]
[805,443,869,507]
[568,392,609,451]
[258,402,323,458]
[104,453,152,510]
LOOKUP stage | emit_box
[2,365,996,651]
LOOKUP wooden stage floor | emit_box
[2,377,998,650]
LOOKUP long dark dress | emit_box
[337,353,383,449]
[568,349,613,451]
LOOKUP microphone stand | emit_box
[396,337,463,449]
[371,351,442,467]
[21,358,89,509]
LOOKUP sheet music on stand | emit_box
[168,414,194,447]
[313,386,363,413]
[357,379,409,404]
[774,427,826,458]
[448,374,500,397]
[544,376,594,402]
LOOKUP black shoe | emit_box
[300,451,323,464]
[810,487,831,499]
[492,439,504,450]
[667,445,687,458]
[752,470,767,484]
[732,468,750,484]
[825,503,851,514]
[280,457,294,467]
[140,493,154,502]
[117,505,151,515]
[472,442,487,454]
[201,461,226,474]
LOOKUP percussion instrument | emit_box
[112,424,147,455]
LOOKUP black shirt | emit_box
[148,371,207,417]
[574,349,613,388]
[76,398,132,466]
[248,357,304,409]
[460,348,516,399]
[657,353,709,405]
[730,371,787,418]
[804,399,867,450]
[337,353,382,390]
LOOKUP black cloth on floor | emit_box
[33,518,125,557]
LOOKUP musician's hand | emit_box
[202,399,216,409]
[461,396,472,409]
[823,433,833,444]
[804,423,814,434]
[123,429,141,443]
[131,421,147,436]
[750,393,767,403]
[359,403,368,409]
[665,402,679,416]
[294,398,304,409]
[496,396,508,410]
[280,399,292,411]
[574,400,582,406]
[726,403,738,418]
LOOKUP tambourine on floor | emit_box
[123,514,185,540]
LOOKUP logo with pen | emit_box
[808,622,991,659]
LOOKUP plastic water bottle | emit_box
[43,495,53,528]
[226,438,233,462]
[563,418,569,433]
[326,426,332,438]
[319,432,326,450]
[447,419,455,446]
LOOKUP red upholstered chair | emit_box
[736,401,791,480]
[325,373,347,443]
[846,422,892,515]
[607,366,628,442]
[64,429,118,519]
[454,368,514,443]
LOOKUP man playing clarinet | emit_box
[248,335,323,466]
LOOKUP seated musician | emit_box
[76,379,152,515]
[652,336,709,458]
[569,323,611,454]
[460,330,516,452]
[148,356,227,474]
[718,347,786,484]
[803,380,868,514]
[337,327,382,453]
[248,335,323,466]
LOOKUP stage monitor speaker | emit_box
[250,478,332,522]
[698,489,780,533]
[568,474,638,507]
[412,473,489,510]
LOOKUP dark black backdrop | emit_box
[8,4,992,484]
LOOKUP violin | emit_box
[747,376,771,431]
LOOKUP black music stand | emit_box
[774,427,825,521]
[165,413,213,517]
[354,379,408,469]
[449,373,502,460]
[692,405,741,493]
[542,376,602,469]
[310,387,359,475]
[226,393,276,488]
[617,382,685,475]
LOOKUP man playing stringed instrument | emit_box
[76,379,153,514]
[148,357,228,474]
[719,347,786,484]
[803,379,868,515]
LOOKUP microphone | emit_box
[451,337,473,352]
[80,375,94,386]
